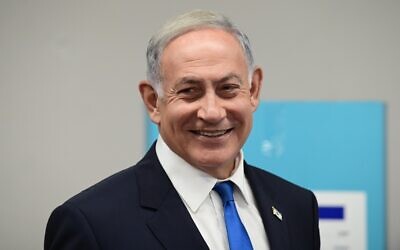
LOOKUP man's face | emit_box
[142,28,262,179]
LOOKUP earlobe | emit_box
[249,67,263,110]
[138,80,161,124]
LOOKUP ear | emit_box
[249,67,263,111]
[139,80,161,124]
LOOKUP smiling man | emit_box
[45,10,320,250]
[140,27,261,179]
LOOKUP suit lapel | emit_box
[244,162,290,249]
[135,144,208,250]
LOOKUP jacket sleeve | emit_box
[311,192,321,249]
[44,202,100,250]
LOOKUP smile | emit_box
[190,128,233,137]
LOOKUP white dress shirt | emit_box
[156,136,269,250]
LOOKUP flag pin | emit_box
[272,206,283,221]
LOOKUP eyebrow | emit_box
[176,73,243,86]
[176,77,203,85]
[214,73,243,85]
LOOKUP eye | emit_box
[176,86,203,100]
[218,84,240,98]
[178,87,196,94]
[221,84,239,91]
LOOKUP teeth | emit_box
[197,129,229,137]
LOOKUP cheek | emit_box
[160,104,195,129]
[229,106,254,136]
[230,100,254,120]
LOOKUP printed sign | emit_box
[315,191,367,249]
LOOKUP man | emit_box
[45,10,320,249]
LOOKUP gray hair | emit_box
[146,10,255,94]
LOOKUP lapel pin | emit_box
[272,206,283,221]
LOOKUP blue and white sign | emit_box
[315,191,367,249]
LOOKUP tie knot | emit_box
[213,181,234,204]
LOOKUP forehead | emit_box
[163,28,244,57]
[160,28,248,81]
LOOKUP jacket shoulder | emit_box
[244,162,316,202]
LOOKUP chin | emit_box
[183,145,239,168]
[194,154,235,169]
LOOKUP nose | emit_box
[197,91,226,123]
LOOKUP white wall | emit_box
[1,1,398,249]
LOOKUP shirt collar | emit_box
[155,135,251,212]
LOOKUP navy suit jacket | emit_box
[45,144,320,249]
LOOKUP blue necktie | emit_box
[213,181,253,250]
